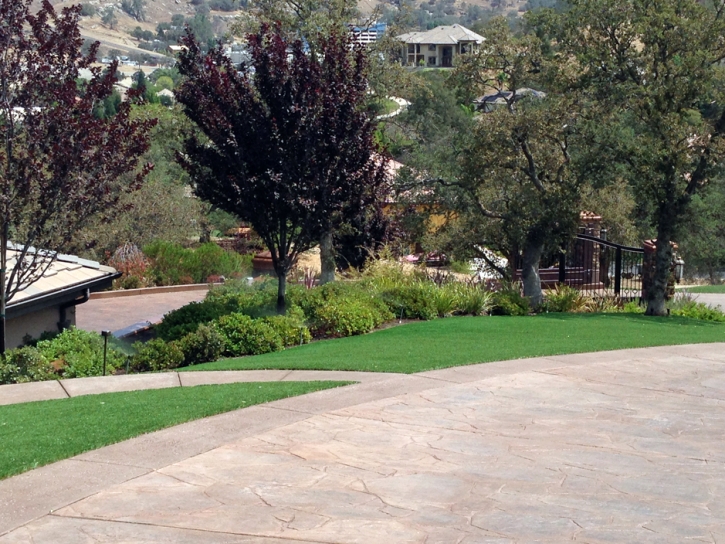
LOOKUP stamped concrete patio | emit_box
[2,343,725,543]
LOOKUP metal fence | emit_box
[563,234,645,299]
[515,234,645,299]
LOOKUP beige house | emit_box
[5,246,118,348]
[397,24,485,67]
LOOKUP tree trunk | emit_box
[276,272,287,315]
[0,221,6,356]
[645,227,673,316]
[520,237,544,308]
[319,230,336,285]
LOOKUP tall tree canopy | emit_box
[552,0,725,314]
[0,0,155,352]
[400,19,582,306]
[175,24,388,312]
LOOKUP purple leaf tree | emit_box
[175,24,388,313]
[0,0,155,353]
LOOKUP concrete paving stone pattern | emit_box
[2,343,725,542]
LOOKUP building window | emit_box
[461,44,468,54]
[428,44,436,51]
[408,44,414,54]
[428,56,436,65]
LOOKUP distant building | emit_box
[350,22,387,46]
[397,24,484,67]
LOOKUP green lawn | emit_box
[0,381,349,480]
[188,314,725,374]
[681,285,725,293]
[379,98,400,115]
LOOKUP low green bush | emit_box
[543,284,591,313]
[130,339,184,372]
[452,284,494,316]
[311,298,384,337]
[261,313,312,347]
[622,300,645,313]
[491,286,529,316]
[0,347,56,385]
[380,283,438,320]
[214,313,284,356]
[35,328,126,378]
[670,301,725,322]
[431,284,458,317]
[155,300,230,341]
[296,282,394,336]
[143,240,251,285]
[177,324,226,366]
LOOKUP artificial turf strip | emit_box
[681,285,725,293]
[187,313,725,374]
[0,381,349,480]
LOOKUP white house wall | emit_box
[6,305,74,348]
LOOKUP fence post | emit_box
[614,246,622,296]
[558,250,566,285]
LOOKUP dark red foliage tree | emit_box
[0,0,155,353]
[175,24,388,313]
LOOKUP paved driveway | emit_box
[692,293,725,311]
[2,343,725,542]
[76,290,208,335]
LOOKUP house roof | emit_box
[6,243,118,311]
[397,25,485,45]
[473,88,547,110]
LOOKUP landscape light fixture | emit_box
[101,330,111,376]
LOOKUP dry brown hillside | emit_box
[33,0,238,58]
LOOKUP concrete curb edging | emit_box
[0,370,394,407]
[89,283,213,300]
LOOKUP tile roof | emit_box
[5,243,118,308]
[397,25,485,45]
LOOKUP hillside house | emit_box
[397,24,484,67]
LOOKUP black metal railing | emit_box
[564,234,644,299]
[515,234,645,299]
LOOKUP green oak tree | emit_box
[553,0,725,315]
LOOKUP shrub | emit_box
[543,284,591,313]
[79,3,96,16]
[261,313,311,347]
[453,284,494,316]
[0,347,55,385]
[589,297,622,313]
[491,285,529,316]
[144,241,250,285]
[670,301,725,322]
[214,313,283,356]
[380,283,438,320]
[130,339,184,372]
[295,282,393,335]
[214,287,279,318]
[194,243,250,282]
[311,299,383,337]
[177,324,225,366]
[622,300,645,314]
[108,243,151,289]
[35,328,126,378]
[432,284,458,317]
[155,300,230,341]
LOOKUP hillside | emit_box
[34,0,529,59]
[34,0,240,59]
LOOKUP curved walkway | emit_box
[2,343,725,542]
